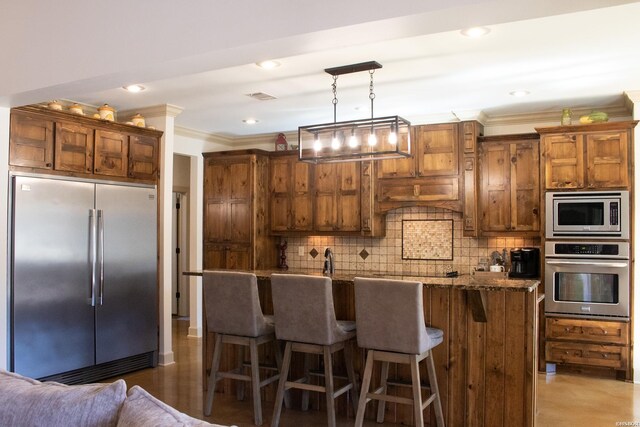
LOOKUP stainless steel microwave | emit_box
[545,191,629,239]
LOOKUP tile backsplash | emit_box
[282,207,540,275]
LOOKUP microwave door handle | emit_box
[546,261,628,268]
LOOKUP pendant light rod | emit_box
[324,61,382,76]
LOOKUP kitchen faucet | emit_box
[323,248,335,275]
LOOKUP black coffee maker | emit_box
[509,248,540,278]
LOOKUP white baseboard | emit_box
[188,327,202,338]
[158,351,175,366]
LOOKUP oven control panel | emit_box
[545,241,629,259]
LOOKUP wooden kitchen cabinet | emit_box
[537,121,636,190]
[478,135,540,235]
[10,106,161,184]
[314,162,361,232]
[376,122,479,213]
[9,112,54,169]
[268,153,313,232]
[545,317,630,379]
[128,134,159,180]
[203,150,276,270]
[54,120,94,173]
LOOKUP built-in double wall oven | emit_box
[545,191,631,320]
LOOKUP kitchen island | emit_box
[192,269,540,427]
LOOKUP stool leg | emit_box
[249,339,263,425]
[410,355,424,427]
[271,341,292,427]
[323,346,336,427]
[205,334,224,416]
[273,340,291,410]
[236,345,245,401]
[301,353,312,411]
[344,340,359,415]
[376,361,390,423]
[426,350,445,427]
[355,349,374,427]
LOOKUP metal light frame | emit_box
[298,61,411,163]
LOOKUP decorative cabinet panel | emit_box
[537,121,636,190]
[462,121,484,237]
[269,154,313,232]
[54,121,94,173]
[314,162,361,232]
[376,122,477,213]
[9,106,161,184]
[545,317,630,378]
[9,112,54,169]
[478,135,540,236]
[203,151,275,270]
[128,134,159,180]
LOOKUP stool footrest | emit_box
[366,392,413,406]
[332,383,353,399]
[385,377,431,390]
[259,374,280,388]
[422,392,437,410]
[308,369,348,381]
[217,371,251,382]
[241,361,279,371]
[286,381,325,393]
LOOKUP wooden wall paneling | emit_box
[465,298,486,427]
[448,289,467,427]
[504,291,526,426]
[427,287,451,427]
[525,289,538,427]
[484,291,506,426]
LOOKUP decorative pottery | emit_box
[98,104,115,121]
[93,113,101,119]
[48,100,63,110]
[131,113,145,127]
[561,108,572,126]
[69,104,84,115]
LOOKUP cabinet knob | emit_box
[565,327,570,332]
[603,330,608,335]
[602,354,608,359]
[45,163,52,168]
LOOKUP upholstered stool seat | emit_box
[270,274,359,427]
[203,271,287,426]
[354,277,445,427]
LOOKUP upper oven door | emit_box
[545,191,628,239]
[545,258,629,319]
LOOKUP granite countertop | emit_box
[186,268,540,293]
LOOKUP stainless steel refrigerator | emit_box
[10,174,158,383]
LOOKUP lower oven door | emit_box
[545,258,629,319]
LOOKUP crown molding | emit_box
[175,126,234,145]
[175,127,298,149]
[119,104,184,120]
[624,90,640,106]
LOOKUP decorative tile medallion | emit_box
[402,219,453,260]
[359,249,369,260]
[309,248,319,258]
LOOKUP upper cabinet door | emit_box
[128,134,158,180]
[94,130,128,177]
[204,159,228,200]
[55,121,94,174]
[511,140,540,231]
[291,161,313,231]
[543,133,584,189]
[228,160,252,201]
[480,143,511,232]
[10,113,54,169]
[416,123,459,177]
[586,131,629,189]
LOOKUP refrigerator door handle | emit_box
[98,209,105,305]
[89,209,97,307]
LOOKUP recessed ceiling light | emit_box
[509,90,530,97]
[256,60,280,70]
[243,118,259,124]
[461,27,490,38]
[123,84,145,93]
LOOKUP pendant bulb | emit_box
[368,130,377,146]
[389,124,397,145]
[331,132,340,150]
[313,133,322,152]
[348,128,358,148]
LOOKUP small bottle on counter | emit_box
[561,108,572,126]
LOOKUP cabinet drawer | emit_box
[546,317,628,345]
[545,341,628,369]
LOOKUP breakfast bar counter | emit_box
[194,269,540,426]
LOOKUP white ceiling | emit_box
[2,1,639,136]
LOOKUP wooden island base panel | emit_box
[195,270,540,427]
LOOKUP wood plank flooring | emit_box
[108,318,640,427]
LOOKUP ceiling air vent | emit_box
[246,92,277,101]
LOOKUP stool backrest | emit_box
[271,274,341,346]
[354,277,432,354]
[203,271,270,337]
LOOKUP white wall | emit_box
[0,107,9,370]
[628,91,640,383]
[173,154,191,190]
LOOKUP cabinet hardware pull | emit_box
[45,163,52,167]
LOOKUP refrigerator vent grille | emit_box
[37,352,157,385]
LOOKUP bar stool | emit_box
[270,274,359,427]
[203,271,287,426]
[353,277,445,427]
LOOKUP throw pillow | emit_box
[0,369,126,427]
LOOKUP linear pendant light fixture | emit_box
[298,61,411,163]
